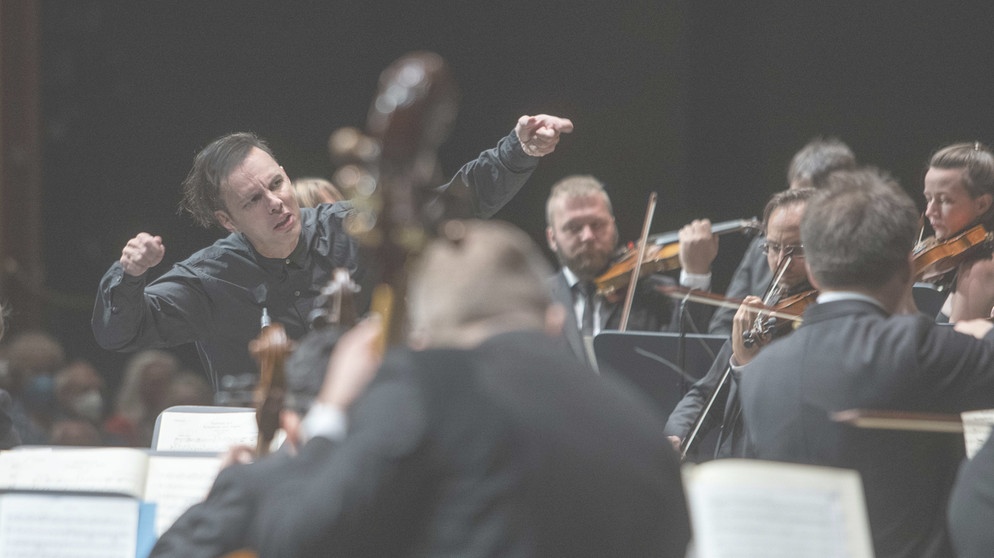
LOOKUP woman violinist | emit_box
[920,142,994,322]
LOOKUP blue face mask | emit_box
[22,375,55,412]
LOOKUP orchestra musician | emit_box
[947,432,994,558]
[91,115,573,400]
[708,136,855,334]
[921,142,994,322]
[738,167,994,558]
[247,220,691,558]
[148,322,359,558]
[664,187,816,460]
[544,175,718,369]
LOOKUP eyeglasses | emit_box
[761,241,805,259]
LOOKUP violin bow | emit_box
[619,192,657,332]
[831,409,963,433]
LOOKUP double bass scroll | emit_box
[345,51,461,349]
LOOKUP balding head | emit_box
[407,220,556,348]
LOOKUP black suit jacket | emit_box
[149,447,316,558]
[948,433,994,558]
[547,270,712,370]
[250,330,691,558]
[740,299,994,558]
[663,340,749,460]
[707,235,772,335]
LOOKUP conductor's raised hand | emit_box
[515,114,574,157]
[120,233,165,277]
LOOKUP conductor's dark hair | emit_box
[179,132,276,228]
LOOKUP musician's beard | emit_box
[557,246,613,282]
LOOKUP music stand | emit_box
[594,331,727,421]
[912,282,946,319]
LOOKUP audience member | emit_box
[104,349,181,447]
[3,330,66,445]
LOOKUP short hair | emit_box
[545,175,613,228]
[801,167,918,290]
[407,220,553,346]
[928,142,994,200]
[179,132,276,228]
[293,177,345,208]
[761,187,817,233]
[787,137,857,189]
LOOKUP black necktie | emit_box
[579,281,595,336]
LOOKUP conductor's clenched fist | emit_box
[120,233,165,277]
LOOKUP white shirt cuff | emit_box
[301,402,348,443]
[680,270,712,291]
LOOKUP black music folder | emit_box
[594,331,727,421]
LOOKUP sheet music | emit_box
[961,408,994,459]
[0,494,138,558]
[0,447,148,497]
[143,454,223,536]
[154,410,258,452]
[685,459,874,558]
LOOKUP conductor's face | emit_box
[214,147,302,259]
[546,193,618,281]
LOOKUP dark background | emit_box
[30,0,994,385]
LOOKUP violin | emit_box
[741,288,818,347]
[913,223,992,282]
[595,218,761,300]
[248,311,292,457]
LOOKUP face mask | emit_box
[71,390,104,423]
[22,375,56,412]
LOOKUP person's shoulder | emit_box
[183,233,253,262]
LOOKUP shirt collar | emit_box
[816,290,886,311]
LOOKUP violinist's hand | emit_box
[120,232,165,277]
[731,296,766,366]
[679,219,719,275]
[515,114,574,157]
[220,444,256,469]
[666,435,683,453]
[954,318,994,340]
[317,315,384,411]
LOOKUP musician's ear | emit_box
[215,210,238,233]
[975,193,993,216]
[546,226,558,252]
[803,260,821,291]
